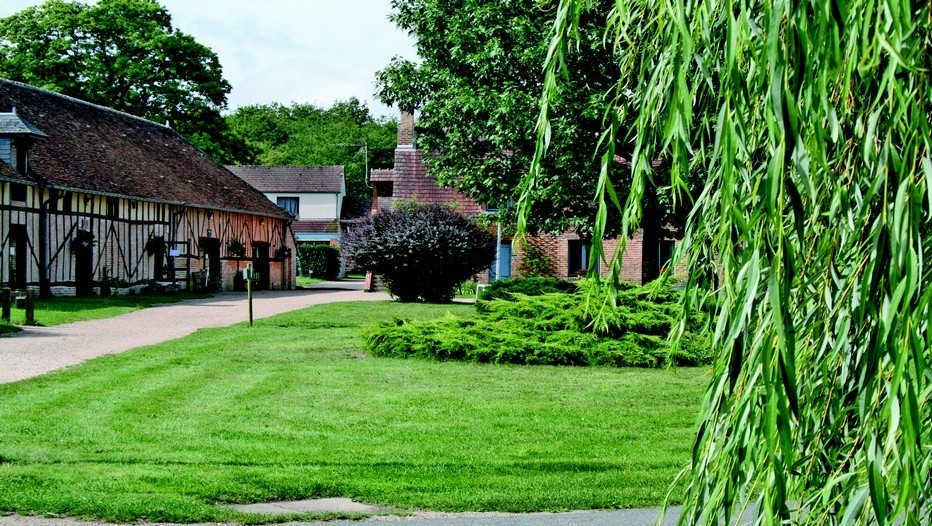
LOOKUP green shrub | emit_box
[365,282,712,368]
[341,204,496,303]
[296,243,340,280]
[478,276,578,301]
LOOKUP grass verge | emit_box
[7,293,209,327]
[295,276,325,288]
[0,320,22,336]
[0,301,706,523]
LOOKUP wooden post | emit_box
[246,263,253,327]
[1,288,11,323]
[24,289,36,326]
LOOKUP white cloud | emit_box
[0,0,417,117]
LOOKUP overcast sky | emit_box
[0,0,418,117]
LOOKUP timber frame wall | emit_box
[0,180,295,294]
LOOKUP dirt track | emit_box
[0,282,387,384]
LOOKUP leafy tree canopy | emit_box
[226,99,397,197]
[532,1,931,524]
[0,0,250,164]
[375,0,690,238]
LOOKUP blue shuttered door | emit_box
[490,242,512,281]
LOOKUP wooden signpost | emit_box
[245,264,254,327]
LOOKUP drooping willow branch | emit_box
[520,0,932,524]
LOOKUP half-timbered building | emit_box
[0,78,295,296]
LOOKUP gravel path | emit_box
[0,281,388,384]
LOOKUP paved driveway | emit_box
[0,281,388,384]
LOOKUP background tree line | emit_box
[0,0,396,196]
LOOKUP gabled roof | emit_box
[0,111,47,139]
[292,219,340,235]
[227,165,345,194]
[0,78,289,219]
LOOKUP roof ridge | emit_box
[0,77,172,130]
[228,164,345,169]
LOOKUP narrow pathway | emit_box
[0,508,694,526]
[0,281,388,384]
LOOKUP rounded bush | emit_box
[341,203,496,302]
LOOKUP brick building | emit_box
[368,112,676,285]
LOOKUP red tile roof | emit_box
[227,165,344,193]
[292,219,339,234]
[0,78,289,218]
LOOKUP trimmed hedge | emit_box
[478,276,578,301]
[365,279,712,368]
[296,243,340,280]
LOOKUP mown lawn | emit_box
[0,301,707,523]
[7,293,209,327]
[295,276,325,288]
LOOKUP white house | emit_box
[227,165,345,244]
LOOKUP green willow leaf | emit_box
[522,0,931,524]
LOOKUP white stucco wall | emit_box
[264,192,340,219]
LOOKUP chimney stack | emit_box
[397,112,415,149]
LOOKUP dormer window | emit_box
[0,108,48,175]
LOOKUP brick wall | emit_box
[221,259,245,291]
[511,231,647,284]
[397,112,415,147]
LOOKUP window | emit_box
[568,240,599,277]
[107,197,119,219]
[277,196,299,217]
[374,181,393,198]
[10,183,26,202]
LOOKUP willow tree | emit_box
[521,0,931,524]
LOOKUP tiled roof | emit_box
[227,165,344,194]
[0,78,288,218]
[340,196,396,221]
[292,219,339,234]
[0,159,28,183]
[385,149,484,214]
[0,112,48,138]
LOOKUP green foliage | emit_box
[514,238,557,277]
[226,239,246,258]
[375,0,686,237]
[0,300,707,521]
[0,0,251,164]
[366,283,711,368]
[478,276,577,301]
[532,1,932,524]
[295,243,340,280]
[342,203,496,303]
[226,99,397,197]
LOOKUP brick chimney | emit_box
[397,112,415,149]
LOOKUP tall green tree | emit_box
[226,99,397,197]
[528,1,931,524]
[0,0,251,164]
[376,0,690,273]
